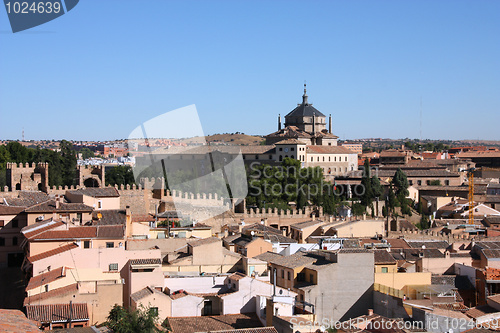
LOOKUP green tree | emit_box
[106,166,136,186]
[105,304,161,333]
[80,148,95,160]
[392,168,409,197]
[360,159,374,207]
[59,140,77,186]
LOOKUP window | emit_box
[12,237,18,246]
[417,180,422,186]
[255,155,259,160]
[381,267,388,273]
[106,242,114,248]
[98,201,103,209]
[345,157,347,161]
[334,157,337,162]
[291,147,295,151]
[329,157,331,162]
[445,180,450,186]
[0,237,4,246]
[287,271,291,280]
[426,180,431,185]
[279,147,282,151]
[279,155,283,161]
[12,220,18,228]
[150,307,158,316]
[311,157,313,162]
[281,269,284,278]
[269,155,272,160]
[409,180,413,185]
[84,241,91,249]
[309,274,314,284]
[109,263,118,271]
[317,157,319,162]
[45,285,49,292]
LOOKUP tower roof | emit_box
[285,84,325,118]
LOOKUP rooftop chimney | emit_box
[368,309,374,316]
[55,195,61,209]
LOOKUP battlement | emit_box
[6,162,49,169]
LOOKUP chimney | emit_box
[312,214,316,221]
[282,228,286,237]
[238,220,243,233]
[264,218,268,226]
[329,114,332,134]
[55,195,61,209]
[363,213,366,220]
[278,114,282,131]
[329,215,333,223]
[224,229,229,238]
[368,309,374,316]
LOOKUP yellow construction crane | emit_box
[467,168,476,225]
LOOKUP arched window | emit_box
[279,155,283,161]
[12,237,18,246]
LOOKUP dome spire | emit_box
[302,82,308,105]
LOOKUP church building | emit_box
[240,85,358,179]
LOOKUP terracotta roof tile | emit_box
[0,309,41,333]
[306,145,355,154]
[26,303,88,323]
[130,258,161,266]
[97,225,124,238]
[166,313,263,333]
[26,266,67,291]
[373,250,397,264]
[27,243,78,263]
[24,283,78,306]
[25,200,93,213]
[0,205,25,215]
[23,220,65,240]
[68,187,119,198]
[188,237,221,247]
[31,226,97,240]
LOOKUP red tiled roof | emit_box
[131,214,156,222]
[24,283,78,306]
[23,221,65,240]
[26,303,88,323]
[31,226,97,240]
[97,225,124,238]
[0,205,25,215]
[167,313,263,333]
[24,200,93,213]
[26,266,67,291]
[0,309,41,333]
[306,145,354,154]
[27,243,78,263]
[130,258,161,266]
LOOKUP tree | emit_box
[392,168,409,198]
[59,140,77,186]
[360,159,374,207]
[106,166,136,186]
[105,304,161,333]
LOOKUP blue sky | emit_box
[1,0,499,141]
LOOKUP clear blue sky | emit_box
[1,0,499,141]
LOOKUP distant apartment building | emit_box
[340,142,363,154]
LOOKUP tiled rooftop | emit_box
[27,243,79,263]
[24,283,78,306]
[0,309,41,333]
[373,250,397,264]
[26,303,88,323]
[166,313,263,333]
[26,266,67,291]
[68,187,120,198]
[24,200,93,213]
[188,237,221,247]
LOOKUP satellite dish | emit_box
[251,231,255,236]
[422,245,426,249]
[241,221,245,226]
